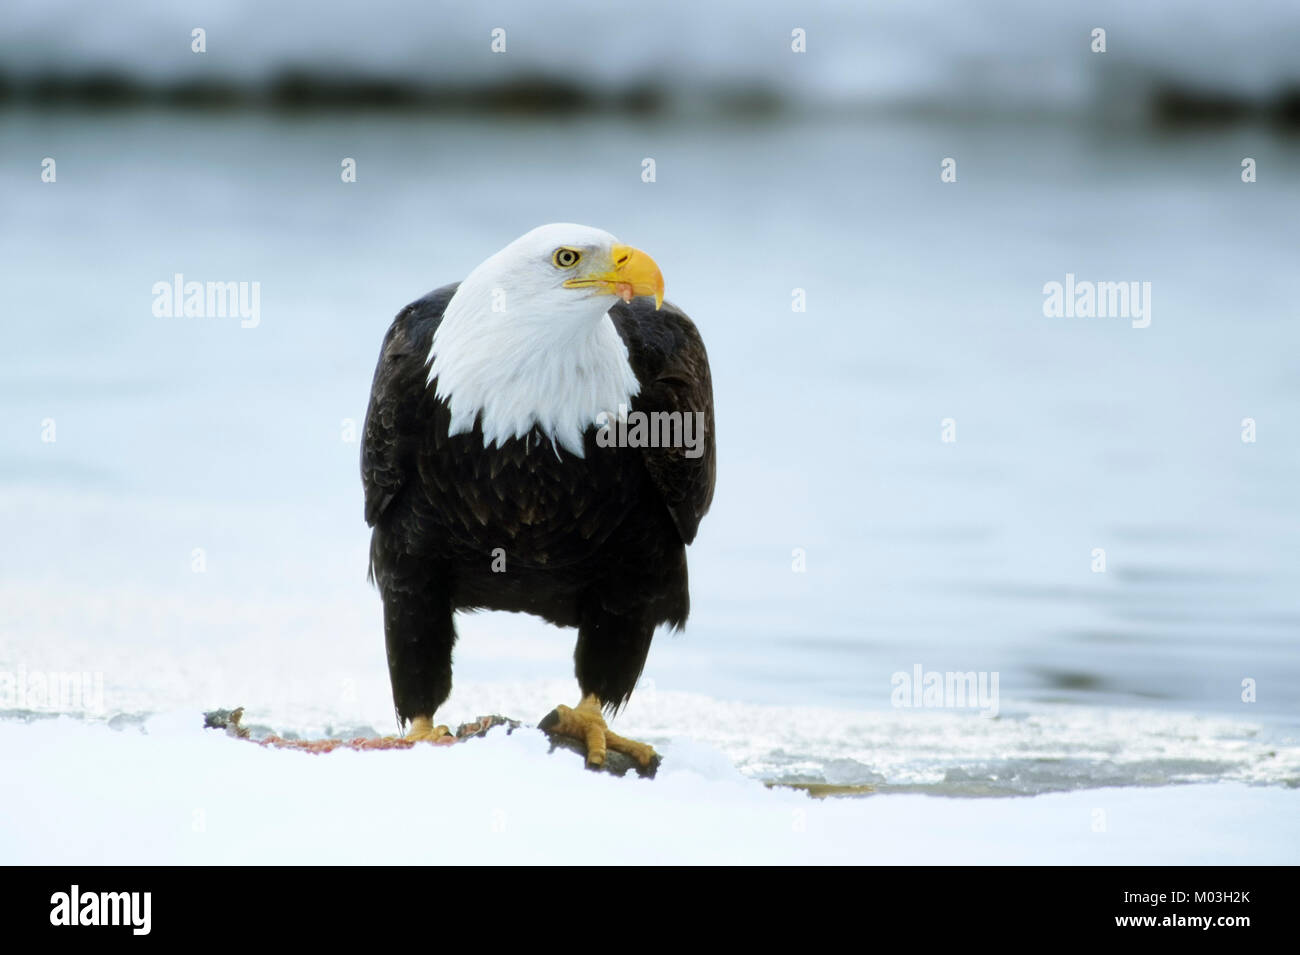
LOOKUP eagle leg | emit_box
[404,715,453,743]
[543,693,657,768]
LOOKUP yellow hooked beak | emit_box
[563,244,664,309]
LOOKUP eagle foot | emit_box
[540,694,658,770]
[403,715,454,744]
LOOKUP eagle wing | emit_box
[609,299,717,545]
[361,284,458,527]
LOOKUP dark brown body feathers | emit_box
[362,284,715,722]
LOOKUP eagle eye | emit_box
[552,247,581,269]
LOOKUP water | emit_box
[1,109,1298,794]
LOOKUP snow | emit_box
[1,714,1295,865]
[4,0,1299,114]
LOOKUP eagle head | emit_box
[428,224,661,456]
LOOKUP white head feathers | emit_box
[428,223,644,458]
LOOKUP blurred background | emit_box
[2,1,1298,793]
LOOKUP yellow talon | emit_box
[547,694,658,768]
[405,715,452,743]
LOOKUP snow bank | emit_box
[1,715,1295,864]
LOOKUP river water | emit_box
[2,109,1297,794]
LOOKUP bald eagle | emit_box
[362,224,715,768]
